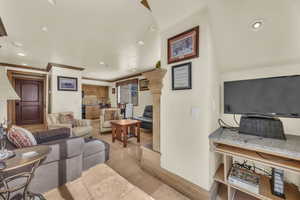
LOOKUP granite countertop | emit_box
[209,128,300,160]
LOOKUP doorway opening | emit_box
[7,70,47,128]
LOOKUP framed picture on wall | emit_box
[168,26,199,64]
[139,79,150,91]
[172,62,192,90]
[112,88,116,94]
[57,76,78,91]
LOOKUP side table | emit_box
[0,145,50,200]
[111,120,141,147]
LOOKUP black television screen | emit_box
[224,75,300,118]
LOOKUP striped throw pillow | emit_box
[7,126,36,148]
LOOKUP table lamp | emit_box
[0,68,20,160]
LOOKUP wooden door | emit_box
[15,78,44,125]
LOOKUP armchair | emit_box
[133,105,153,131]
[47,112,93,138]
[99,108,121,134]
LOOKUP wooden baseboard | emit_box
[141,146,210,200]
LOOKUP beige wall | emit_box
[160,8,220,191]
[50,66,82,119]
[109,76,153,117]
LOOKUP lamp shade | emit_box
[0,68,20,100]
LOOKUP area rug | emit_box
[44,164,154,200]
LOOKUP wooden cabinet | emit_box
[82,85,108,103]
[85,105,100,120]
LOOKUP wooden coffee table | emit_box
[111,120,141,147]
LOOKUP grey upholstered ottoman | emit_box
[83,138,110,171]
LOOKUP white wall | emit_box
[160,8,220,191]
[50,67,82,119]
[109,76,153,117]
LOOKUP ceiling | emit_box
[2,0,299,77]
[148,0,206,31]
[208,0,300,72]
[0,0,160,80]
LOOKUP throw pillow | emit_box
[7,126,37,148]
[104,110,115,121]
[59,113,75,125]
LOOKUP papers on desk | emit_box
[22,151,38,158]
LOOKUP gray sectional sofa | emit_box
[6,130,109,194]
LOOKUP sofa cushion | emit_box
[59,113,75,125]
[42,137,84,164]
[103,121,112,128]
[83,138,107,157]
[34,128,70,144]
[104,110,117,121]
[73,126,92,137]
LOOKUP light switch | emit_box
[191,107,200,120]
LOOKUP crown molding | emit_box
[112,68,156,82]
[0,63,47,72]
[46,62,85,72]
[82,76,113,82]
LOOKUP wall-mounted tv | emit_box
[224,75,300,118]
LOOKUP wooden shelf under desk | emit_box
[215,143,300,174]
[212,142,300,200]
[214,164,225,184]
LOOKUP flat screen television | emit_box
[224,75,300,118]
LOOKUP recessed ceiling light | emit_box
[17,52,26,57]
[12,41,23,47]
[48,0,56,6]
[41,26,48,32]
[99,61,105,65]
[251,19,264,31]
[138,41,145,45]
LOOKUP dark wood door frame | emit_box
[7,70,47,126]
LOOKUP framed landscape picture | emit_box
[57,76,78,91]
[168,26,199,64]
[139,79,150,91]
[172,62,192,90]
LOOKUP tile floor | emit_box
[44,164,154,200]
[96,130,190,200]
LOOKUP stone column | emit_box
[143,69,167,152]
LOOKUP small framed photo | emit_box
[172,62,192,90]
[57,76,78,91]
[112,88,116,94]
[168,26,199,64]
[139,79,150,91]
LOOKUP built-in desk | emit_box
[209,128,300,200]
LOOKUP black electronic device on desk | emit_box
[271,168,285,198]
[239,115,286,140]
